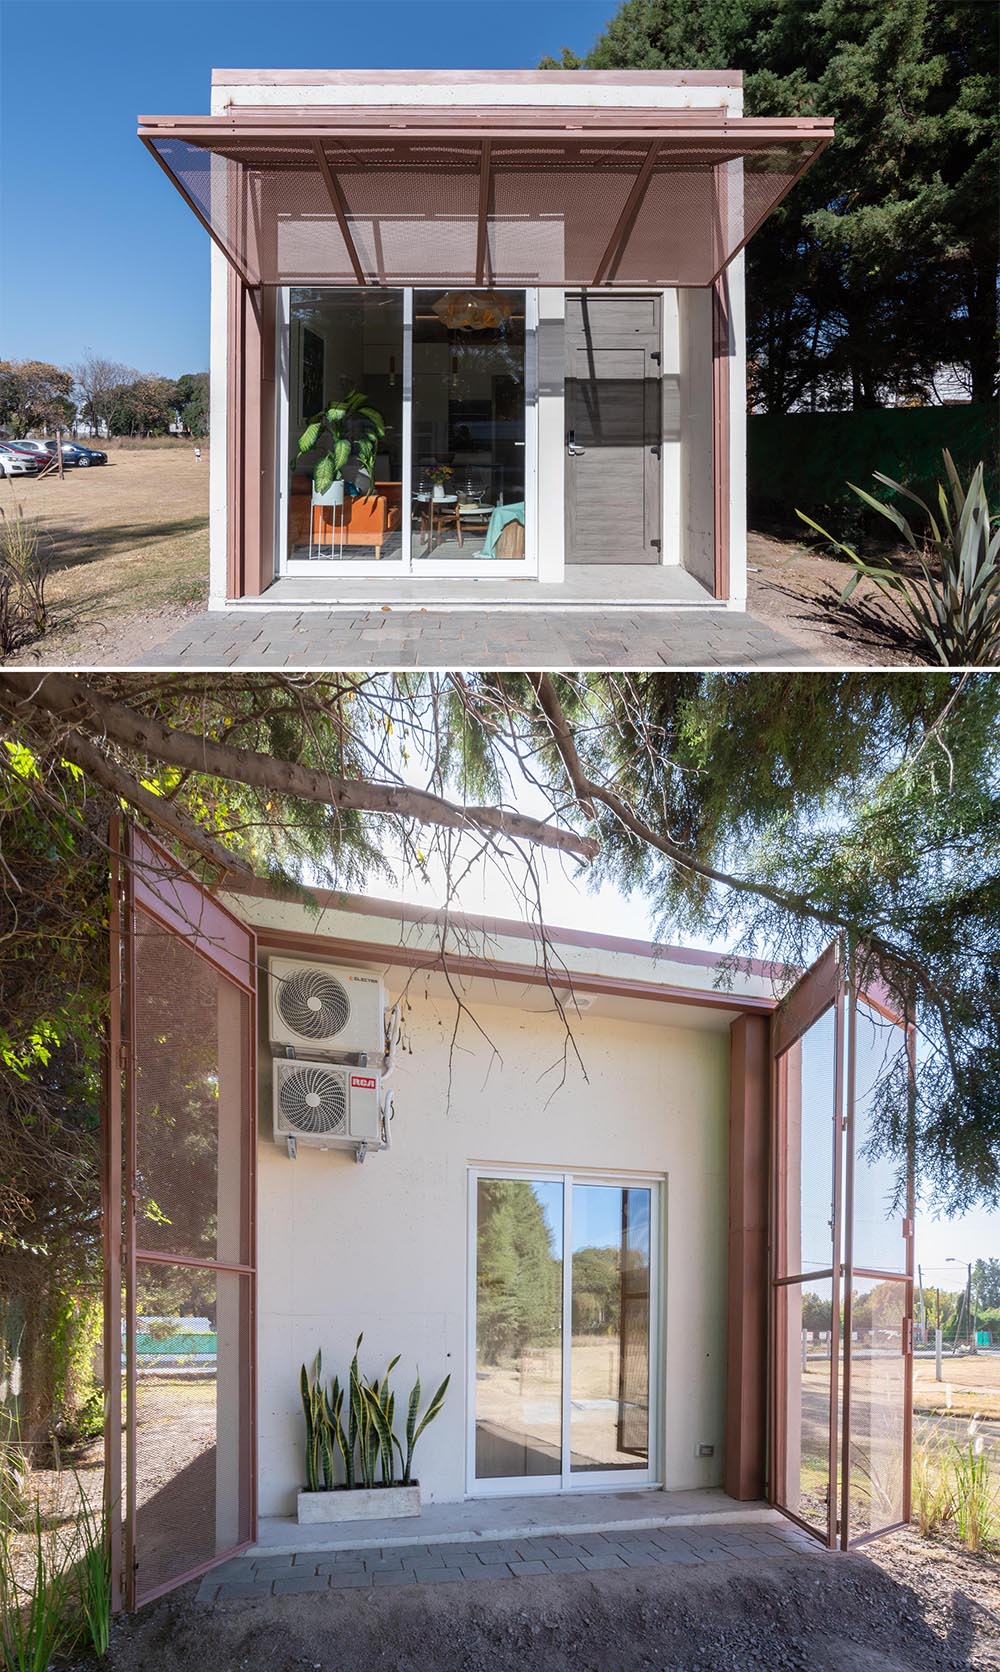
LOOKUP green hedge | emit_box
[748,403,999,527]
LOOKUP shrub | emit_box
[798,449,1000,665]
[0,497,52,656]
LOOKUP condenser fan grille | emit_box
[278,1065,348,1135]
[277,967,351,1041]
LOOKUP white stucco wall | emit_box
[255,969,731,1518]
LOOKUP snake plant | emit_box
[299,1352,324,1493]
[301,1338,449,1490]
[399,1371,451,1486]
[296,389,386,497]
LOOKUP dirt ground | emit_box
[914,1352,1000,1422]
[63,1526,998,1672]
[3,446,922,668]
[746,528,917,666]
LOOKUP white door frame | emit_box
[276,286,539,581]
[466,1164,662,1499]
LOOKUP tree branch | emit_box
[0,716,252,881]
[0,674,599,865]
[531,671,942,1020]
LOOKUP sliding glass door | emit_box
[469,1169,659,1494]
[280,287,535,577]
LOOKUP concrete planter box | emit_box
[296,1484,421,1524]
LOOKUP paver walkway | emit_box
[140,608,829,669]
[196,1520,819,1602]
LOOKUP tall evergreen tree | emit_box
[542,0,999,409]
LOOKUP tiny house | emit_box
[138,70,832,612]
[105,829,913,1607]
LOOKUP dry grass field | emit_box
[5,444,210,664]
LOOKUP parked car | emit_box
[0,443,42,477]
[60,443,108,467]
[12,438,57,457]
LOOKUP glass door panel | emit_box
[412,290,526,563]
[842,987,913,1544]
[779,1006,839,1276]
[474,1177,563,1479]
[471,1171,658,1493]
[843,1276,908,1541]
[570,1185,651,1473]
[774,1276,837,1537]
[849,1002,910,1274]
[770,944,914,1551]
[287,288,405,564]
[771,943,844,1546]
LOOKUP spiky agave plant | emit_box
[296,390,386,497]
[798,449,1000,665]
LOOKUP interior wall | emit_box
[255,970,730,1516]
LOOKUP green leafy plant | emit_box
[296,390,385,497]
[72,1473,111,1659]
[951,1427,999,1553]
[798,450,1000,666]
[399,1371,450,1487]
[912,1433,955,1538]
[299,1352,324,1493]
[299,1338,449,1492]
[0,1501,75,1672]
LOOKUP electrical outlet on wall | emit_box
[695,1443,715,1458]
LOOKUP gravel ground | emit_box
[63,1527,998,1672]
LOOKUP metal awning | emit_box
[138,106,832,290]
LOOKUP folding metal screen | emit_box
[770,941,914,1549]
[107,824,258,1609]
[137,109,833,291]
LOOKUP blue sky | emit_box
[0,0,612,376]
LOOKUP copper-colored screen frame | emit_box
[112,825,258,1610]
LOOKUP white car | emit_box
[10,439,56,457]
[0,443,42,477]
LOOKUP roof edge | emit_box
[226,877,790,984]
[210,68,744,87]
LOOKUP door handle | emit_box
[567,429,585,457]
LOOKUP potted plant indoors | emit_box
[298,1336,449,1524]
[296,390,386,507]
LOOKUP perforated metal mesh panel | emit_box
[143,117,829,288]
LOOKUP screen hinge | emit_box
[902,1316,913,1355]
[649,350,662,364]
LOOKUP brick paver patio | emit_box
[139,608,830,670]
[195,1521,820,1602]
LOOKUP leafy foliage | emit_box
[542,0,999,409]
[799,449,1000,664]
[300,1336,448,1490]
[0,362,75,438]
[297,389,386,496]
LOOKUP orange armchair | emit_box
[292,475,403,558]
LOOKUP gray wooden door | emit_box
[565,294,661,565]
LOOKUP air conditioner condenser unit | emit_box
[272,1057,381,1150]
[268,957,384,1055]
